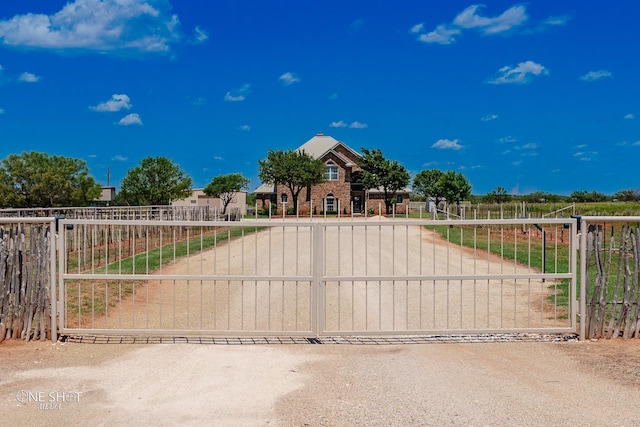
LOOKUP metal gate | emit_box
[57,218,577,337]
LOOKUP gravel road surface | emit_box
[2,338,639,426]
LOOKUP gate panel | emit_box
[58,218,577,337]
[59,220,315,336]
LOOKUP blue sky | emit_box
[0,1,638,196]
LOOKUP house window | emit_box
[325,161,338,180]
[397,195,403,203]
[281,193,288,203]
[325,193,335,212]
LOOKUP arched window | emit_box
[281,193,288,203]
[325,193,335,212]
[324,160,338,181]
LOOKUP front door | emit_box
[351,193,363,213]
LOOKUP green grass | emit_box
[430,224,573,308]
[65,225,264,320]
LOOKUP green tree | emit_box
[118,156,192,205]
[359,148,410,214]
[258,149,325,212]
[614,188,640,202]
[484,186,509,204]
[439,170,472,215]
[570,190,609,203]
[203,173,250,214]
[0,151,101,208]
[520,191,564,203]
[412,169,445,207]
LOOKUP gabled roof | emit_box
[254,182,276,194]
[297,133,361,165]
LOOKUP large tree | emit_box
[203,173,250,214]
[118,156,192,205]
[359,148,410,214]
[258,149,325,213]
[412,169,445,208]
[439,170,472,215]
[483,186,509,204]
[0,151,101,208]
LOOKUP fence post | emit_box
[579,217,587,340]
[50,219,57,343]
[311,222,324,336]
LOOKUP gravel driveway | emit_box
[2,338,639,426]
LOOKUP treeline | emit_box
[467,187,640,204]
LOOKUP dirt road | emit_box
[1,339,639,426]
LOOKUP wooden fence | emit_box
[585,224,640,339]
[0,222,53,342]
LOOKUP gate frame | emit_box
[55,217,579,339]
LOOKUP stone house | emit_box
[171,189,247,215]
[255,133,409,215]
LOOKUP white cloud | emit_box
[18,72,40,82]
[213,156,223,161]
[453,4,528,34]
[330,121,347,128]
[239,125,251,131]
[580,70,613,82]
[574,150,597,161]
[118,113,142,126]
[412,5,562,45]
[481,114,499,122]
[520,143,537,150]
[431,138,462,150]
[112,154,128,161]
[410,23,425,34]
[192,26,208,44]
[0,108,4,114]
[497,136,517,143]
[633,141,640,146]
[224,84,251,102]
[349,121,368,129]
[487,60,549,84]
[279,72,300,86]
[543,16,570,27]
[624,113,635,120]
[418,25,461,44]
[328,93,338,100]
[91,94,132,112]
[0,0,183,55]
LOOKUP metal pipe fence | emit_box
[58,217,577,338]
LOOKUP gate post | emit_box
[311,222,324,337]
[579,217,587,341]
[49,219,57,343]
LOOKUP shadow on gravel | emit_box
[61,333,579,345]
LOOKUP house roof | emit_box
[254,182,276,194]
[297,133,360,165]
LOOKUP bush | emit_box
[286,207,295,215]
